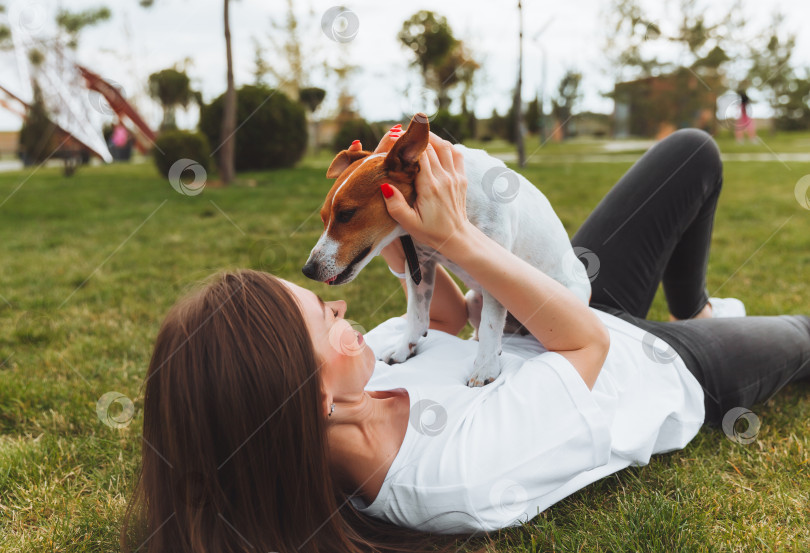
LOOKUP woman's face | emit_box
[283,280,376,407]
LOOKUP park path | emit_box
[492,152,810,164]
[0,160,22,172]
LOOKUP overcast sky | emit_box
[0,0,808,131]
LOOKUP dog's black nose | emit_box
[302,261,319,280]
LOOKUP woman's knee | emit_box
[785,315,810,343]
[663,128,723,192]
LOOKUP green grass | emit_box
[0,134,808,552]
[464,130,810,159]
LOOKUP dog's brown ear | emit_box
[385,113,429,172]
[326,150,371,178]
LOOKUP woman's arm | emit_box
[380,238,468,336]
[440,224,609,388]
[379,139,609,389]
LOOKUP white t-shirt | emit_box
[352,308,705,534]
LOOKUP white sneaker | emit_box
[708,297,746,318]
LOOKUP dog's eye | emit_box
[336,209,356,224]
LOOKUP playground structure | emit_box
[0,36,157,173]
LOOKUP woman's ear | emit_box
[326,150,371,178]
[321,389,335,420]
[384,113,429,173]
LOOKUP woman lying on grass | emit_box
[122,129,810,553]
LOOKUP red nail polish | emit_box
[351,140,360,145]
[381,183,394,199]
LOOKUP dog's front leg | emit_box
[467,291,507,387]
[380,260,437,364]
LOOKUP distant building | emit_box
[0,131,18,156]
[568,112,612,138]
[613,68,718,139]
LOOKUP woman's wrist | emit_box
[437,222,486,264]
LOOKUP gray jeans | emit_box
[571,128,810,425]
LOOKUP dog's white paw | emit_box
[466,352,503,387]
[377,339,418,365]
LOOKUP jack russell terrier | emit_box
[302,113,591,387]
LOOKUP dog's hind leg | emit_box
[467,291,506,387]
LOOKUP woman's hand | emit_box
[380,136,471,253]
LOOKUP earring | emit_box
[328,403,335,417]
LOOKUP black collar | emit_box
[399,235,422,285]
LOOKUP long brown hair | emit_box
[121,269,478,553]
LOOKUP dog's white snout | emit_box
[303,233,341,281]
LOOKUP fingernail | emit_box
[380,183,394,199]
[351,140,360,145]
[390,132,400,137]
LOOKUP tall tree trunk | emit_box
[513,0,526,167]
[220,0,236,185]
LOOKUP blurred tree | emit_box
[746,15,809,131]
[486,108,508,141]
[252,37,271,86]
[299,87,325,114]
[457,52,479,139]
[331,118,377,153]
[333,53,359,121]
[200,85,307,170]
[221,0,237,185]
[603,0,663,80]
[456,43,479,118]
[512,0,526,166]
[777,72,810,131]
[267,0,302,99]
[604,0,743,84]
[431,109,470,143]
[139,0,237,184]
[0,2,10,48]
[262,0,325,102]
[300,86,326,150]
[152,130,211,178]
[258,0,329,147]
[19,83,57,165]
[551,70,582,139]
[398,11,479,111]
[525,94,541,134]
[56,6,112,49]
[148,68,196,131]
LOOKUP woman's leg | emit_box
[572,128,722,320]
[604,311,810,425]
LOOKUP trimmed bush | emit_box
[152,130,211,178]
[199,85,307,171]
[19,83,58,165]
[331,118,379,152]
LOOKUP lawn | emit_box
[0,135,808,552]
